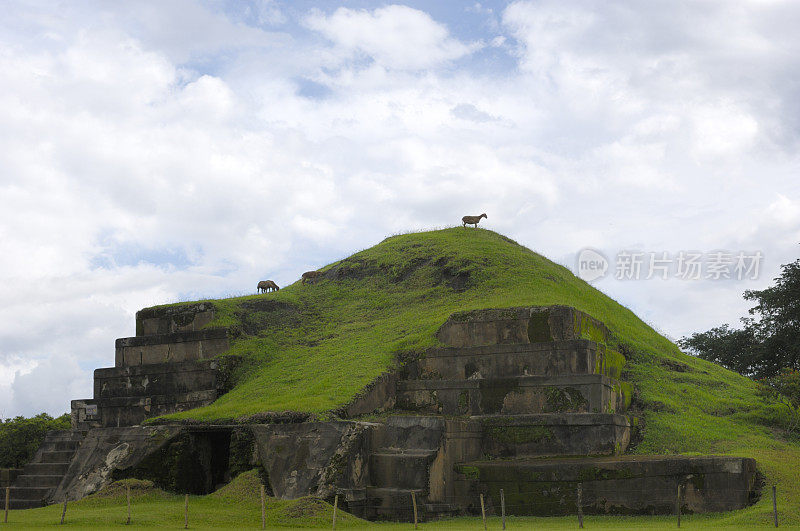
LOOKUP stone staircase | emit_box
[361,306,635,521]
[71,302,231,430]
[7,430,84,509]
[366,416,459,520]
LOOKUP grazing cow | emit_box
[257,280,279,293]
[301,271,323,285]
[462,213,487,228]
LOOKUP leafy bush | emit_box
[757,369,800,433]
[681,258,800,378]
[0,413,70,468]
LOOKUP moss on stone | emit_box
[480,380,520,413]
[527,310,553,342]
[545,386,588,412]
[457,390,469,413]
[600,348,626,379]
[575,312,608,344]
[456,464,480,480]
[486,425,555,444]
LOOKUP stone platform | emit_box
[71,303,230,429]
[29,303,758,522]
[455,455,759,515]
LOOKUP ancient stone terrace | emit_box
[71,303,230,429]
[10,303,758,520]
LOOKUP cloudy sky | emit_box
[1,0,799,418]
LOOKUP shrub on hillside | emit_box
[680,258,800,379]
[756,369,800,434]
[0,413,70,468]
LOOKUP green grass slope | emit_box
[4,472,365,529]
[5,473,784,530]
[156,228,798,525]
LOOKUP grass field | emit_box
[115,227,800,527]
[3,473,793,529]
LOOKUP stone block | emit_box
[252,421,380,500]
[454,455,759,515]
[0,468,22,489]
[436,306,609,348]
[136,302,216,336]
[115,329,229,367]
[410,340,605,380]
[477,413,631,457]
[397,375,622,416]
[94,360,219,399]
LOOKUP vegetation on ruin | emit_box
[3,470,795,529]
[0,413,70,468]
[145,227,799,525]
[680,257,800,379]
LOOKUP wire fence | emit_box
[1,483,783,529]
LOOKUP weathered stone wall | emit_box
[436,306,609,348]
[0,468,21,489]
[115,329,229,367]
[251,421,379,502]
[136,303,216,336]
[454,456,759,515]
[478,414,631,458]
[397,375,621,416]
[49,426,184,503]
[408,340,604,381]
[71,359,224,429]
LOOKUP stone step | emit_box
[115,328,229,367]
[94,393,217,429]
[454,455,759,516]
[409,339,607,380]
[473,413,632,457]
[40,451,76,464]
[94,360,219,399]
[43,430,84,442]
[423,502,460,518]
[369,451,437,489]
[38,440,81,452]
[7,486,52,500]
[13,474,63,488]
[8,498,45,510]
[377,416,445,451]
[366,487,427,521]
[23,462,70,476]
[397,375,622,416]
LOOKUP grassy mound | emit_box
[151,228,799,525]
[9,471,364,529]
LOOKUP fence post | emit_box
[260,485,266,530]
[501,488,506,530]
[332,493,338,530]
[184,494,188,529]
[480,493,487,531]
[411,491,418,529]
[60,499,68,525]
[126,484,131,525]
[772,485,778,527]
[4,486,9,524]
[676,484,682,528]
[577,483,584,529]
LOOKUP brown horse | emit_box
[257,280,279,293]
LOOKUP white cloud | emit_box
[304,5,480,70]
[1,0,800,417]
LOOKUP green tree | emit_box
[0,413,71,468]
[680,258,800,379]
[756,369,800,433]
